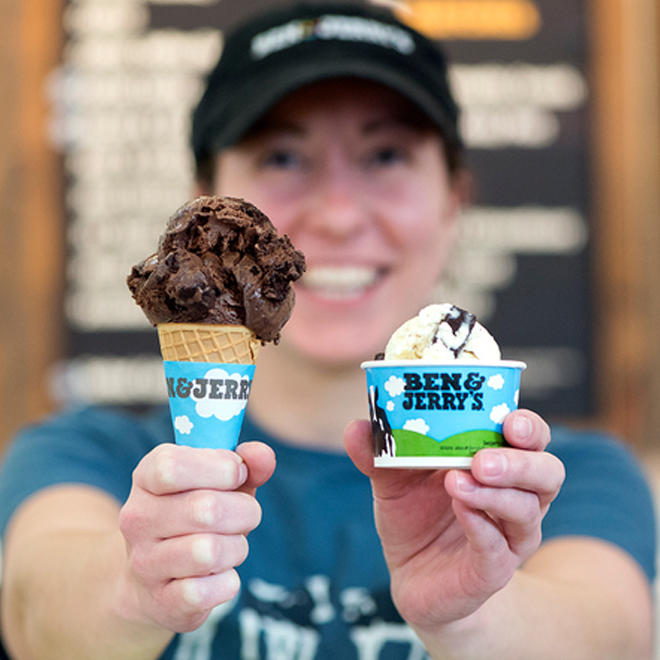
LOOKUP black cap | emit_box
[192,2,462,174]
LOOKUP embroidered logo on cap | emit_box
[250,14,416,60]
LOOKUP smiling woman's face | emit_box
[211,78,462,365]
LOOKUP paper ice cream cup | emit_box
[163,360,255,449]
[361,360,526,468]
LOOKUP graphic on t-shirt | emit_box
[173,574,430,660]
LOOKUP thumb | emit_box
[235,441,276,495]
[344,419,378,478]
[345,420,445,503]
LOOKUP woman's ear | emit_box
[437,168,471,257]
[440,168,471,240]
[451,168,474,213]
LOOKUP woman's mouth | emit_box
[299,265,385,300]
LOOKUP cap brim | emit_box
[212,56,461,152]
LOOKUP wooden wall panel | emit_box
[0,0,63,454]
[0,0,27,454]
[588,0,660,446]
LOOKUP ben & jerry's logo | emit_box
[166,375,251,401]
[402,371,486,411]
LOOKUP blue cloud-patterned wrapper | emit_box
[361,360,526,468]
[163,360,255,449]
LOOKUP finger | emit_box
[450,497,508,557]
[446,471,542,556]
[160,570,241,632]
[135,534,249,582]
[344,419,377,478]
[471,449,565,511]
[134,444,248,495]
[451,499,518,593]
[344,420,444,510]
[121,489,262,540]
[344,419,434,501]
[501,409,551,451]
[235,441,277,495]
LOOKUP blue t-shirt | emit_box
[0,406,656,659]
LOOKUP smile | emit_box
[300,266,384,299]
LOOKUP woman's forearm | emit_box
[415,538,653,660]
[1,487,173,660]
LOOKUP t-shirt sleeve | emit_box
[0,406,170,538]
[543,428,657,583]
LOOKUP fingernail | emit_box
[230,453,248,484]
[482,452,506,477]
[513,415,532,440]
[238,460,248,484]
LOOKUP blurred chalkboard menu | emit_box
[50,0,592,419]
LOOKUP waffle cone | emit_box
[157,323,261,364]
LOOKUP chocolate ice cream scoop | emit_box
[127,196,305,342]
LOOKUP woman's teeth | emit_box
[302,266,380,298]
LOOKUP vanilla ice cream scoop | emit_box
[384,303,501,361]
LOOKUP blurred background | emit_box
[1,0,659,459]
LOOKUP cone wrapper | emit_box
[158,323,260,449]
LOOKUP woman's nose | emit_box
[305,160,368,239]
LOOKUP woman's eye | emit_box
[367,147,407,167]
[261,149,303,170]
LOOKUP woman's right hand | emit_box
[118,441,276,632]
